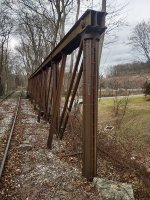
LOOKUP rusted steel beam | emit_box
[59,42,83,133]
[48,66,54,120]
[47,62,59,124]
[44,67,52,120]
[47,55,67,149]
[29,10,106,79]
[52,63,58,107]
[43,69,48,114]
[36,74,40,105]
[34,76,40,110]
[59,62,83,140]
[82,31,100,181]
[37,71,45,122]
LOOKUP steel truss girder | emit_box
[27,9,106,180]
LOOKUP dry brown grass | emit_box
[62,95,150,199]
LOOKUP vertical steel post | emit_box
[33,77,37,110]
[43,69,48,115]
[59,42,83,133]
[37,71,45,122]
[59,62,83,140]
[45,67,52,120]
[82,31,100,180]
[47,55,67,149]
[47,62,58,136]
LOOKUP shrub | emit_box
[143,81,150,97]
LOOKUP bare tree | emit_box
[16,11,54,74]
[69,0,81,74]
[4,0,77,76]
[2,0,127,80]
[129,20,150,62]
[0,3,13,95]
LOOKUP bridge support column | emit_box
[47,56,67,149]
[82,31,100,180]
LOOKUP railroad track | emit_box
[0,91,22,178]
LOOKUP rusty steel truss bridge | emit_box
[27,9,106,181]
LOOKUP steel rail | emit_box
[0,92,22,178]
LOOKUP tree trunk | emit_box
[0,77,4,96]
[0,43,4,96]
[69,0,80,73]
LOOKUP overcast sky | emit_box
[100,0,150,73]
[10,0,150,74]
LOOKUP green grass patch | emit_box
[98,95,150,151]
